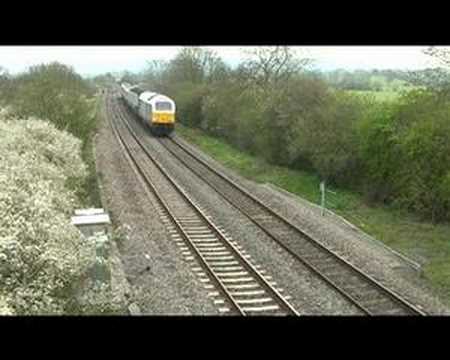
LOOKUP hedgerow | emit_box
[0,114,95,315]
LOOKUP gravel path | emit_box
[95,96,218,315]
[172,134,450,315]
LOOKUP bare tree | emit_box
[238,46,313,91]
[163,47,228,85]
[423,46,450,68]
[404,46,450,90]
[140,59,168,90]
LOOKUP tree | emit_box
[403,47,450,90]
[239,47,312,88]
[423,46,450,68]
[119,70,139,84]
[0,66,13,104]
[162,47,228,86]
[140,59,168,90]
[9,62,94,140]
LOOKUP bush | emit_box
[2,63,102,208]
[202,80,262,152]
[169,82,208,128]
[0,115,95,314]
[7,62,95,142]
[358,89,450,221]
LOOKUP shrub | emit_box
[169,82,207,128]
[7,62,95,142]
[0,115,95,314]
[358,89,450,221]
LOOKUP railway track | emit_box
[106,91,299,316]
[145,120,427,316]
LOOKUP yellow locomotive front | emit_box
[151,96,176,136]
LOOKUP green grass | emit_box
[177,124,450,306]
[347,89,403,102]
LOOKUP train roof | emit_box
[139,91,175,106]
[139,91,159,102]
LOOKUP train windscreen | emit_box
[155,101,172,111]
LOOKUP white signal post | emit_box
[320,181,325,216]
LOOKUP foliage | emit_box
[292,89,366,185]
[0,116,95,315]
[0,62,102,207]
[358,89,450,222]
[4,62,95,141]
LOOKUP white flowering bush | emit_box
[0,113,96,315]
[75,280,126,315]
[0,295,14,315]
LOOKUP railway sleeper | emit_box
[216,271,249,278]
[220,277,255,283]
[211,266,243,272]
[195,244,227,251]
[236,298,274,305]
[200,251,231,256]
[209,261,240,266]
[241,304,280,313]
[230,290,266,297]
[203,255,235,261]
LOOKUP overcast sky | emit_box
[0,46,442,77]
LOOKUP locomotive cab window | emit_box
[155,101,172,111]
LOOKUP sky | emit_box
[0,46,443,77]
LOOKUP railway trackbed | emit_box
[110,89,428,316]
[146,120,426,316]
[106,92,299,316]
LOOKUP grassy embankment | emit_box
[177,123,450,305]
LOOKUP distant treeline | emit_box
[316,68,450,92]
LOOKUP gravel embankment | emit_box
[95,97,219,315]
[172,134,449,315]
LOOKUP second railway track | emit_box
[157,137,427,315]
[143,120,426,316]
[107,91,299,316]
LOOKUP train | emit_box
[119,82,176,136]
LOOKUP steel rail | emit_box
[154,129,426,316]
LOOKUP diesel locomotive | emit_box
[120,82,176,136]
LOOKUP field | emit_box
[177,124,450,306]
[346,89,403,102]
